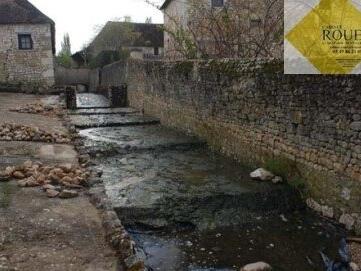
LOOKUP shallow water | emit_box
[130,213,344,271]
[76,93,110,108]
[68,107,138,115]
[73,94,347,271]
[80,125,202,151]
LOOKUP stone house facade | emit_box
[160,0,283,59]
[161,0,190,59]
[86,22,164,62]
[0,0,55,88]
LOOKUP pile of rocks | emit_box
[10,103,64,117]
[0,123,70,143]
[0,160,90,199]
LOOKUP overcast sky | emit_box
[28,0,164,54]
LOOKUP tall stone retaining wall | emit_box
[97,59,361,233]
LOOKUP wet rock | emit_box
[59,190,79,199]
[185,241,193,247]
[95,169,103,177]
[280,214,288,222]
[339,214,356,230]
[88,177,102,186]
[79,154,90,164]
[240,262,272,271]
[46,189,60,198]
[350,262,360,271]
[124,255,145,271]
[321,205,334,218]
[250,168,275,182]
[306,198,334,218]
[271,176,283,184]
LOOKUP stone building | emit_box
[83,21,164,65]
[0,0,56,89]
[160,0,192,59]
[160,0,283,59]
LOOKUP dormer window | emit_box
[212,0,224,8]
[18,34,33,50]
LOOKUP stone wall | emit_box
[96,59,361,233]
[100,61,128,87]
[0,23,55,88]
[55,66,90,86]
[163,0,189,59]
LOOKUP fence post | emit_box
[65,86,77,110]
[108,84,128,108]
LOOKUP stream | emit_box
[71,94,346,271]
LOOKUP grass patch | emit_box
[264,156,307,194]
[264,156,298,180]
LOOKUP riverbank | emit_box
[0,93,118,271]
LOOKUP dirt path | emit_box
[350,242,361,267]
[0,93,118,271]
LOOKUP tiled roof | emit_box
[90,21,164,50]
[0,0,54,25]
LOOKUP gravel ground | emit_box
[350,243,361,267]
[0,93,118,271]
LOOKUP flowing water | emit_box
[73,94,346,271]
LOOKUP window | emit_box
[250,18,262,28]
[212,0,224,7]
[18,34,33,50]
[154,47,159,56]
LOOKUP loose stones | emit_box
[250,168,275,182]
[0,160,90,199]
[240,262,272,271]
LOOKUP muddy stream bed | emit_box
[71,94,347,271]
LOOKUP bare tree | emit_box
[145,0,283,59]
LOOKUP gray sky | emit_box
[28,0,164,54]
